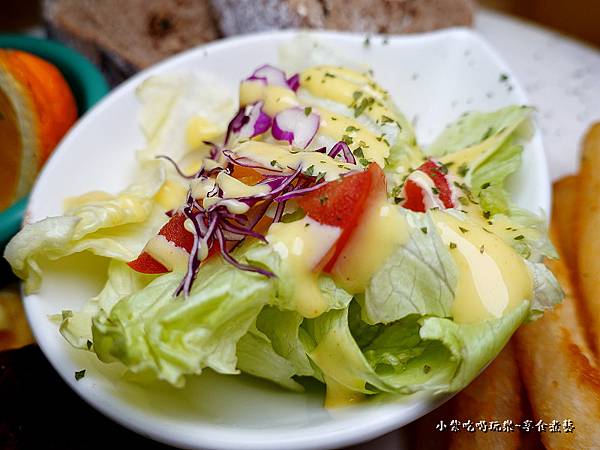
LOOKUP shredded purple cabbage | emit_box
[328,141,356,164]
[174,190,276,297]
[247,64,291,89]
[287,73,300,91]
[225,109,250,144]
[272,107,320,149]
[274,180,329,202]
[165,150,336,296]
[225,102,272,145]
[246,64,300,92]
[157,90,362,296]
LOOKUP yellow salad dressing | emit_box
[332,201,408,294]
[185,116,224,150]
[232,141,356,181]
[431,211,533,323]
[155,180,188,210]
[215,171,270,198]
[239,81,298,116]
[237,65,404,168]
[267,216,341,318]
[321,376,365,409]
[144,235,189,272]
[300,66,399,131]
[316,108,389,167]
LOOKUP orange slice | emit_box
[0,50,77,210]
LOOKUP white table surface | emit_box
[476,10,600,181]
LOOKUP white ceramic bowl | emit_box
[23,29,550,450]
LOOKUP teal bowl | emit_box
[0,34,109,244]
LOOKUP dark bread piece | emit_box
[211,0,325,35]
[211,0,475,36]
[43,0,474,85]
[43,0,220,85]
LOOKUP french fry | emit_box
[447,342,524,450]
[552,175,579,271]
[576,123,600,354]
[550,177,595,360]
[515,253,600,449]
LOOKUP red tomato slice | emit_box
[127,252,168,274]
[128,213,194,274]
[129,165,263,275]
[402,160,454,212]
[419,160,454,208]
[402,179,425,212]
[297,163,386,271]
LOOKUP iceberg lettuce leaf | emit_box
[92,261,275,387]
[428,105,532,157]
[526,261,564,320]
[58,260,156,349]
[136,73,235,163]
[63,165,165,239]
[303,307,393,396]
[357,300,530,394]
[428,106,532,212]
[236,325,304,391]
[256,307,315,377]
[507,208,557,261]
[4,167,167,293]
[470,140,522,215]
[363,211,457,324]
[244,243,353,313]
[418,300,529,393]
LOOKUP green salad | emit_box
[4,60,561,408]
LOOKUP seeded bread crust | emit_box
[211,0,475,35]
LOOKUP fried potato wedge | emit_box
[554,226,594,361]
[448,342,524,450]
[552,175,579,271]
[576,123,600,353]
[515,253,600,449]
